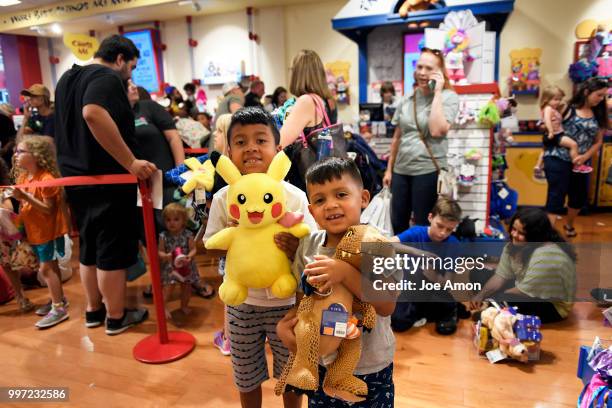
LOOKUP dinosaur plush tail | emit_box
[275,352,296,396]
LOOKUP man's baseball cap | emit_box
[21,84,50,98]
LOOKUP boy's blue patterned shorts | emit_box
[308,363,394,407]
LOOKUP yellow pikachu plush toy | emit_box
[205,151,311,306]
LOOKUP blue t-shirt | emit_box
[396,226,460,274]
[396,225,458,243]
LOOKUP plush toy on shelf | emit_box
[326,69,337,99]
[398,0,440,18]
[275,225,390,402]
[336,76,349,104]
[597,45,612,78]
[509,48,542,93]
[477,100,501,127]
[455,101,477,126]
[510,61,526,91]
[568,25,609,83]
[437,10,478,85]
[204,151,310,306]
[444,28,474,84]
[525,61,540,92]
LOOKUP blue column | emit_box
[358,35,368,104]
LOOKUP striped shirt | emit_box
[495,244,576,318]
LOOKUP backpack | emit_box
[345,133,386,197]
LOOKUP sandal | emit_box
[193,282,215,299]
[564,224,577,237]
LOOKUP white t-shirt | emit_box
[203,181,318,307]
[292,230,401,375]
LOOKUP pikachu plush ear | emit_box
[267,151,291,182]
[215,155,242,185]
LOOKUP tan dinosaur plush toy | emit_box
[275,225,392,402]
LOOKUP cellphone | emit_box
[428,80,436,91]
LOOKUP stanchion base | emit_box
[133,331,196,364]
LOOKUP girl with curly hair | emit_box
[8,136,70,328]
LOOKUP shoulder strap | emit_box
[309,94,331,127]
[562,105,575,121]
[413,95,441,174]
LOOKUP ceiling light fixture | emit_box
[29,25,46,35]
[178,0,201,12]
[50,23,62,35]
[0,0,22,7]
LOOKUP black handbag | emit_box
[285,94,347,190]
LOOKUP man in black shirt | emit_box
[54,35,157,335]
[244,79,265,108]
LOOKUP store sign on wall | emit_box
[0,0,175,31]
[63,33,99,61]
[123,30,160,93]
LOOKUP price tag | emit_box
[195,188,207,205]
[486,348,507,364]
[321,303,349,338]
[498,187,509,200]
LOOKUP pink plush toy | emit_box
[171,247,191,283]
[597,45,612,78]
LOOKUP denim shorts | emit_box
[32,236,65,263]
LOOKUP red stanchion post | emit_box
[133,179,196,363]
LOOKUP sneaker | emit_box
[105,308,149,336]
[35,306,69,329]
[435,311,458,335]
[35,297,69,316]
[591,288,612,305]
[573,164,593,174]
[85,303,107,328]
[213,330,231,356]
[18,297,35,313]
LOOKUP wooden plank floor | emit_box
[2,213,612,407]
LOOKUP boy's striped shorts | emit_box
[227,303,294,393]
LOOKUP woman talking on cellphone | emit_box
[384,48,459,232]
